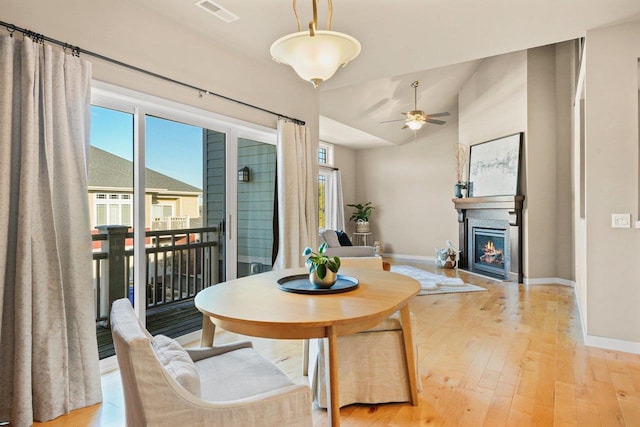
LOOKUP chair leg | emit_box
[302,339,309,376]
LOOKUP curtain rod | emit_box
[0,20,306,126]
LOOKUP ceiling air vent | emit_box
[195,0,239,23]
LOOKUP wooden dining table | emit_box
[194,266,421,427]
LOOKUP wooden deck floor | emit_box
[96,299,202,359]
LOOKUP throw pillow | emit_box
[321,230,341,247]
[152,334,201,397]
[336,231,352,246]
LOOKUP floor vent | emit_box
[195,0,239,23]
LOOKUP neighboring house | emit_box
[87,146,202,232]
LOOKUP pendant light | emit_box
[270,0,361,88]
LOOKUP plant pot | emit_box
[309,270,338,289]
[355,220,370,233]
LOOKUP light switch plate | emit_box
[635,220,640,229]
[611,213,631,228]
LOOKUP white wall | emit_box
[526,46,560,279]
[3,0,318,136]
[355,117,460,257]
[458,51,528,147]
[584,20,640,346]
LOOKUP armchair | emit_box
[110,299,312,427]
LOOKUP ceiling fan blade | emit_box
[380,118,406,124]
[426,119,446,125]
[427,112,450,118]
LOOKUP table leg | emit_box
[200,314,216,347]
[324,326,341,427]
[400,305,419,405]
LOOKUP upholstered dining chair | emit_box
[310,257,420,408]
[110,298,312,427]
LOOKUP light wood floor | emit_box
[34,260,640,426]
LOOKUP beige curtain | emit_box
[0,35,102,426]
[327,170,345,231]
[273,118,318,269]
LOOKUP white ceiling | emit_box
[132,0,640,148]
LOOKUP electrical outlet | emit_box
[611,213,631,228]
[635,220,640,229]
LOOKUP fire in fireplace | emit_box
[478,239,504,267]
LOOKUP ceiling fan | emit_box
[380,81,449,130]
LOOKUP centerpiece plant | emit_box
[303,242,341,288]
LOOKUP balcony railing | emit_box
[92,225,219,323]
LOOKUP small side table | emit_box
[352,232,372,246]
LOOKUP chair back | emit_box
[110,298,157,426]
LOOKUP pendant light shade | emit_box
[270,0,361,88]
[270,30,361,88]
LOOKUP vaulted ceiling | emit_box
[131,0,640,148]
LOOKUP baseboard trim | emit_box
[585,334,640,355]
[523,277,575,287]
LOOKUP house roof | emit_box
[88,146,201,193]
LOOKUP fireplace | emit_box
[453,195,524,282]
[470,226,508,279]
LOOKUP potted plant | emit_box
[347,202,374,233]
[303,242,341,288]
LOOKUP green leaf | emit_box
[319,241,328,254]
[316,264,327,279]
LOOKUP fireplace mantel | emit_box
[453,195,524,282]
[453,195,524,214]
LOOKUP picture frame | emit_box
[467,133,522,197]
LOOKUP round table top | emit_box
[195,267,420,337]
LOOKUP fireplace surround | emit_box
[453,195,524,282]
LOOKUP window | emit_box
[318,147,327,165]
[318,141,335,231]
[318,174,327,229]
[94,193,133,226]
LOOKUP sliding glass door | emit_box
[90,84,276,360]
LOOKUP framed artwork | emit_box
[468,133,522,197]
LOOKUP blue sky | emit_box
[90,106,204,188]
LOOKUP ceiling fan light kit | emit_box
[270,0,361,88]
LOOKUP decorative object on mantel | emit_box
[347,202,374,233]
[390,265,487,296]
[468,133,522,197]
[270,0,361,88]
[454,143,469,198]
[303,242,341,288]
